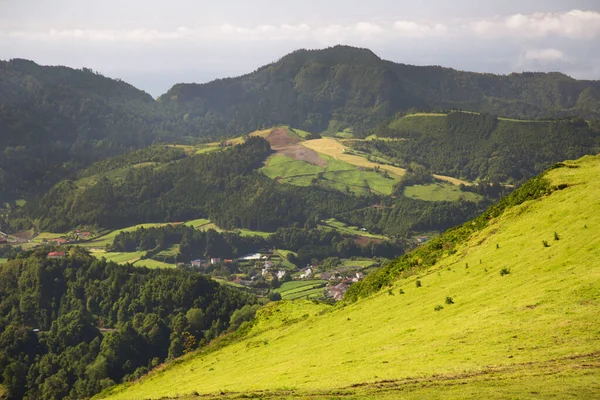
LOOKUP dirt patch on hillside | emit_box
[266,128,327,167]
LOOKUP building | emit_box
[191,259,206,267]
[300,267,313,279]
[210,258,221,265]
[47,251,66,259]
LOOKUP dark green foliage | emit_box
[542,240,550,248]
[19,138,369,233]
[356,112,600,183]
[3,48,600,203]
[228,304,261,332]
[398,289,405,295]
[345,172,553,302]
[445,296,454,305]
[338,195,482,238]
[112,224,266,262]
[268,292,282,301]
[415,280,422,288]
[434,305,444,311]
[0,248,256,399]
[554,232,560,241]
[268,226,404,265]
[500,268,511,276]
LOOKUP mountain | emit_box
[97,154,600,399]
[160,45,600,135]
[2,46,600,202]
[0,59,168,202]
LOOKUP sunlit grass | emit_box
[99,155,600,400]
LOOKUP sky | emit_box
[1,0,599,96]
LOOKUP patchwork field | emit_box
[99,155,600,400]
[260,152,400,196]
[275,280,327,300]
[302,138,468,186]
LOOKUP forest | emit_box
[0,247,257,399]
[357,112,600,183]
[3,46,600,202]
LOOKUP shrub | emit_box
[554,232,560,241]
[415,279,422,288]
[398,289,405,294]
[445,296,454,305]
[500,268,511,276]
[542,240,550,247]
[434,305,444,311]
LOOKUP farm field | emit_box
[275,280,327,300]
[302,138,469,186]
[320,218,388,240]
[92,250,146,264]
[404,182,483,202]
[133,259,175,269]
[260,153,400,195]
[98,155,600,400]
[342,259,376,268]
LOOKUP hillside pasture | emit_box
[133,259,176,269]
[404,182,483,202]
[275,280,327,300]
[320,218,388,240]
[98,156,600,400]
[261,152,400,196]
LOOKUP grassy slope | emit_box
[404,182,483,202]
[260,152,400,196]
[99,155,600,399]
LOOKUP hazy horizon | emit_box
[2,0,599,96]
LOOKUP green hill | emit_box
[161,45,600,137]
[354,111,600,183]
[3,47,600,203]
[98,155,600,399]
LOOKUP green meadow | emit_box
[275,280,327,300]
[260,153,400,196]
[98,155,600,400]
[320,218,388,240]
[404,182,483,202]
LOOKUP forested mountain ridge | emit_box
[0,59,173,202]
[161,45,600,135]
[2,46,600,202]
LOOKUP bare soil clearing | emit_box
[266,128,327,167]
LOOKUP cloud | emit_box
[470,9,600,38]
[392,21,447,38]
[2,10,600,45]
[523,48,566,62]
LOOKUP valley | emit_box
[1,44,599,400]
[97,155,600,399]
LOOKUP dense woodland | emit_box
[16,138,369,233]
[0,247,256,399]
[3,46,600,201]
